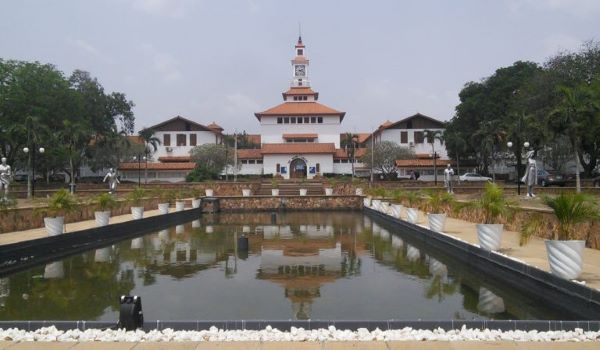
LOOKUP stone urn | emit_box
[242,189,251,197]
[158,203,170,214]
[299,188,308,196]
[406,208,419,224]
[192,198,201,209]
[325,188,333,196]
[477,224,503,251]
[205,189,214,197]
[545,240,586,280]
[175,201,185,212]
[44,217,64,236]
[131,207,144,220]
[428,213,446,233]
[94,211,110,227]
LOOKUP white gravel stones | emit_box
[0,325,599,342]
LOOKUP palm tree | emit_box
[341,133,359,177]
[138,128,161,184]
[424,130,444,185]
[549,85,596,193]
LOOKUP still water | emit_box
[0,211,574,321]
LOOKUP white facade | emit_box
[260,115,342,147]
[378,128,448,159]
[153,130,219,159]
[263,154,333,180]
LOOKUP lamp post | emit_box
[23,146,45,198]
[133,155,146,188]
[507,141,529,195]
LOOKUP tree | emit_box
[189,144,234,181]
[341,132,359,177]
[424,130,444,184]
[138,128,161,183]
[360,141,415,180]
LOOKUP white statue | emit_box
[444,164,454,194]
[0,157,11,199]
[103,168,120,194]
[521,150,537,198]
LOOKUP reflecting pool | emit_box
[0,211,575,321]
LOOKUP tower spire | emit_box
[298,22,302,43]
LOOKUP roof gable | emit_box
[148,116,218,133]
[255,102,345,120]
[382,113,445,130]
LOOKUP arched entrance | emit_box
[290,158,307,179]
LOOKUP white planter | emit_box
[406,208,419,224]
[428,213,446,233]
[44,261,64,279]
[158,203,170,214]
[406,245,421,262]
[477,287,505,314]
[391,204,403,219]
[355,188,363,196]
[192,198,201,209]
[175,201,185,212]
[380,201,389,214]
[325,188,333,196]
[131,237,143,249]
[94,211,110,227]
[44,217,64,236]
[545,240,586,280]
[363,197,372,207]
[94,247,111,263]
[371,200,381,211]
[205,189,214,197]
[131,206,144,220]
[299,188,308,196]
[271,189,279,196]
[477,224,504,251]
[242,189,251,197]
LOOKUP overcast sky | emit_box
[1,0,599,134]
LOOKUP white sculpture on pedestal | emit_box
[0,157,12,199]
[103,168,120,194]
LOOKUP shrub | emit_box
[93,192,119,212]
[127,187,147,207]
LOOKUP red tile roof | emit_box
[260,143,336,155]
[158,156,192,162]
[237,149,262,159]
[255,102,345,120]
[282,133,318,139]
[207,121,223,130]
[282,87,318,100]
[395,159,451,168]
[119,162,196,170]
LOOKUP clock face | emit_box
[295,65,306,76]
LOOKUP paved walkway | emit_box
[0,341,597,349]
[409,209,600,291]
[0,209,164,246]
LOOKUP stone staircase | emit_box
[256,179,325,196]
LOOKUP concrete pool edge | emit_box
[363,206,600,320]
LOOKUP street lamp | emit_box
[23,146,45,198]
[133,155,146,187]
[507,141,529,195]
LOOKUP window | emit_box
[248,159,256,164]
[241,160,248,164]
[291,117,296,124]
[334,159,340,163]
[298,117,303,124]
[163,134,171,146]
[276,163,281,173]
[284,117,290,124]
[317,117,323,123]
[400,131,408,144]
[190,134,197,146]
[297,49,303,55]
[177,134,186,146]
[277,117,282,124]
[311,117,316,123]
[298,79,302,86]
[304,117,309,123]
[414,131,424,144]
[293,96,298,101]
[257,159,263,164]
[303,96,308,100]
[316,163,320,173]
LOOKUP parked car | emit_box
[459,173,492,182]
[537,169,566,187]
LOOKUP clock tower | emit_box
[292,36,309,87]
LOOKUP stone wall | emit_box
[219,195,363,211]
